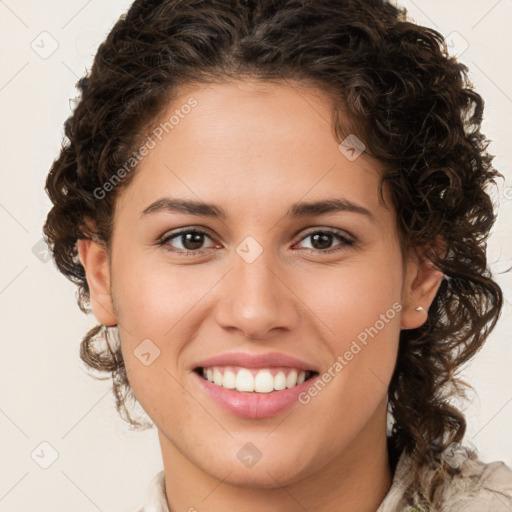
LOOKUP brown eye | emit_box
[177,232,207,251]
[309,232,335,250]
[295,229,354,253]
[160,229,218,254]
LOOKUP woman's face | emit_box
[81,79,440,488]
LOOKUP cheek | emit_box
[110,254,212,405]
[297,246,403,408]
[304,248,403,344]
[112,253,214,340]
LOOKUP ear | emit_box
[77,238,116,326]
[400,244,444,330]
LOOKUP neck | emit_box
[158,401,392,512]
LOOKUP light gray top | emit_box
[138,449,512,511]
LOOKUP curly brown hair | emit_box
[43,0,503,505]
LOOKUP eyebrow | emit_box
[140,197,376,223]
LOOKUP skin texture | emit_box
[78,79,443,512]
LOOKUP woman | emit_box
[43,0,512,510]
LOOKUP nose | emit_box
[214,246,301,341]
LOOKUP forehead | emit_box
[115,79,392,225]
[154,78,362,163]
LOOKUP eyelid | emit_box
[158,226,218,248]
[294,226,355,243]
[291,227,355,253]
[158,225,356,255]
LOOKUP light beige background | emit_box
[0,0,511,510]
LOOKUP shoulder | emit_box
[379,447,512,512]
[438,451,512,511]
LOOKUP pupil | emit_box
[180,232,334,251]
[182,232,204,250]
[311,233,332,250]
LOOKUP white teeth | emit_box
[254,370,274,393]
[201,366,310,392]
[235,368,254,392]
[213,368,223,386]
[222,369,236,389]
[274,371,287,390]
[286,370,298,389]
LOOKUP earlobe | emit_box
[400,248,444,331]
[77,239,117,326]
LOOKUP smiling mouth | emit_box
[194,366,319,393]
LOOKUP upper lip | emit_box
[194,352,319,373]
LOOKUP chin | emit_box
[214,464,306,489]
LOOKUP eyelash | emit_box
[157,227,355,256]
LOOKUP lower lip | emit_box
[193,371,318,419]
